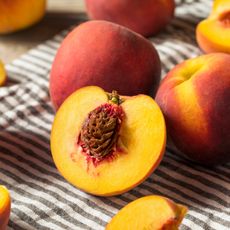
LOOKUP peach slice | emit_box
[0,186,11,230]
[51,86,166,196]
[0,60,6,86]
[196,0,230,53]
[106,195,187,230]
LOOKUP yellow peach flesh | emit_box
[0,61,6,86]
[106,195,187,230]
[0,186,11,230]
[51,86,166,196]
[213,0,230,14]
[197,17,230,53]
[196,0,230,53]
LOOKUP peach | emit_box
[0,60,6,86]
[0,186,11,230]
[196,0,230,53]
[50,20,161,110]
[85,0,175,37]
[0,0,46,34]
[51,86,166,196]
[106,195,187,229]
[155,53,230,166]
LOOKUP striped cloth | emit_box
[0,0,229,229]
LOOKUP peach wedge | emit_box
[106,195,187,230]
[51,86,166,196]
[196,0,230,53]
[0,60,6,86]
[0,186,11,230]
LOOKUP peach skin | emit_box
[0,185,11,230]
[0,60,6,86]
[0,0,46,34]
[85,0,175,37]
[196,0,230,53]
[51,86,166,196]
[50,20,161,110]
[106,195,187,230]
[156,53,230,166]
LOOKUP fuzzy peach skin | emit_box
[51,86,166,196]
[196,0,230,53]
[155,53,230,166]
[0,0,46,34]
[0,186,11,230]
[106,195,187,230]
[85,0,175,37]
[0,60,6,86]
[50,20,161,110]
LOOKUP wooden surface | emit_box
[0,0,86,64]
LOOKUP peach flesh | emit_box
[106,195,187,230]
[196,0,230,54]
[51,86,166,196]
[78,93,124,164]
[0,60,6,86]
[219,11,230,26]
[0,186,11,230]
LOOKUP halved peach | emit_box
[0,186,11,230]
[51,86,166,196]
[0,60,6,86]
[196,0,230,53]
[106,195,187,230]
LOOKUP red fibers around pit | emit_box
[77,103,124,167]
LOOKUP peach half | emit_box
[51,86,166,196]
[0,186,11,230]
[196,0,230,53]
[0,60,6,86]
[156,53,230,166]
[0,0,46,34]
[106,195,187,230]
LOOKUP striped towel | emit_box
[0,0,229,229]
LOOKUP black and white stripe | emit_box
[0,0,229,229]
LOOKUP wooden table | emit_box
[0,0,86,64]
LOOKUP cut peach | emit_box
[0,60,6,86]
[106,195,187,230]
[196,0,230,53]
[51,86,166,196]
[0,186,11,230]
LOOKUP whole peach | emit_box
[85,0,175,37]
[50,20,161,110]
[0,0,46,34]
[156,53,230,166]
